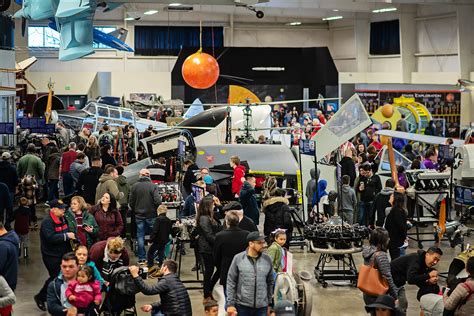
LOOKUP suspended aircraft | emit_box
[457,79,474,92]
[0,56,37,91]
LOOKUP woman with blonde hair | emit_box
[65,196,98,248]
[84,135,100,162]
[89,236,130,283]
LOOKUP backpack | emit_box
[99,133,113,147]
[110,266,140,296]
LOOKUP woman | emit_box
[263,188,293,248]
[89,193,123,241]
[384,192,408,260]
[65,196,98,249]
[89,237,129,284]
[443,256,474,315]
[0,275,15,316]
[84,135,100,163]
[78,128,91,145]
[196,196,220,303]
[357,143,366,156]
[100,145,116,169]
[361,228,399,310]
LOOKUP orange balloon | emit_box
[182,52,220,89]
[381,103,394,118]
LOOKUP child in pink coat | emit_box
[66,265,102,315]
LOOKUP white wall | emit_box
[110,72,172,100]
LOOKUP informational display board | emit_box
[299,139,315,156]
[19,117,55,134]
[0,123,14,135]
[455,185,474,206]
[177,139,186,158]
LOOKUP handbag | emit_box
[357,251,389,296]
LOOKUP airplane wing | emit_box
[93,28,134,52]
[0,68,21,73]
[16,57,37,71]
[376,129,465,147]
[0,86,24,91]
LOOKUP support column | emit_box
[399,4,417,84]
[354,13,369,73]
[457,6,474,124]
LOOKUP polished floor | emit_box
[12,206,474,316]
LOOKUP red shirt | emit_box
[61,150,77,173]
[231,165,246,196]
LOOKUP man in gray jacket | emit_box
[129,169,161,265]
[340,175,357,224]
[226,231,274,316]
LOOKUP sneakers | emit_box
[137,260,147,266]
[34,294,46,311]
[191,264,200,271]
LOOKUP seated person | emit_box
[443,256,474,315]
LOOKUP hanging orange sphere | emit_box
[381,103,394,118]
[182,52,220,89]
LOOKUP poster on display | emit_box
[177,139,186,158]
[356,90,461,137]
[0,123,14,135]
[455,185,474,206]
[299,139,315,156]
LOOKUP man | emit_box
[95,166,124,203]
[390,247,443,313]
[76,157,103,205]
[182,159,199,197]
[0,183,13,231]
[214,211,250,297]
[355,163,382,226]
[46,252,79,316]
[340,175,357,224]
[130,260,192,316]
[129,169,161,265]
[230,156,246,198]
[34,200,75,311]
[69,152,87,189]
[423,149,439,170]
[223,201,258,232]
[0,221,19,291]
[17,143,45,181]
[0,152,18,206]
[226,231,274,316]
[340,148,356,187]
[98,123,114,147]
[239,175,260,225]
[396,114,409,132]
[372,179,395,227]
[60,142,77,196]
[305,168,319,212]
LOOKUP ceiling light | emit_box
[144,10,159,15]
[372,7,397,13]
[169,3,182,6]
[322,16,343,21]
[333,9,339,12]
[286,21,302,26]
[124,17,135,21]
[252,67,285,72]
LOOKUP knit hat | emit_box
[203,175,214,185]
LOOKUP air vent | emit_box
[167,6,193,12]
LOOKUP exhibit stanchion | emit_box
[297,146,305,222]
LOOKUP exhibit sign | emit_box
[299,139,315,156]
[19,117,56,134]
[177,139,186,158]
[455,185,474,206]
[0,123,14,135]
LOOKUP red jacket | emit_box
[61,150,77,174]
[89,205,123,241]
[231,164,246,196]
[65,280,101,309]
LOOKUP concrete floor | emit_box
[12,206,474,316]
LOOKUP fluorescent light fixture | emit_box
[169,3,182,6]
[286,21,302,26]
[144,10,159,15]
[332,9,339,12]
[252,67,285,72]
[372,7,397,13]
[322,16,343,21]
[124,17,135,21]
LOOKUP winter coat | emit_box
[133,274,192,316]
[40,211,71,258]
[385,206,408,249]
[46,152,61,181]
[77,167,103,205]
[89,205,123,241]
[214,227,249,286]
[262,196,293,238]
[100,153,116,169]
[240,182,260,225]
[226,250,275,309]
[390,250,432,288]
[362,245,398,299]
[116,175,130,205]
[84,146,100,164]
[267,242,285,273]
[64,209,99,249]
[0,161,18,193]
[183,164,199,195]
[13,206,30,236]
[150,213,172,247]
[65,280,101,309]
[95,174,124,204]
[46,275,68,316]
[340,184,357,211]
[0,275,15,308]
[129,177,161,220]
[443,278,474,316]
[340,156,356,187]
[357,174,382,203]
[373,187,394,227]
[305,168,318,206]
[180,195,196,218]
[231,164,246,196]
[60,150,77,174]
[69,160,87,187]
[88,240,129,281]
[17,154,45,181]
[239,216,258,232]
[0,183,12,219]
[0,230,19,291]
[20,175,38,206]
[197,215,219,254]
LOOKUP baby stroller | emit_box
[101,267,140,316]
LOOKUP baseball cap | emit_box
[1,152,11,160]
[274,300,296,316]
[247,231,265,242]
[48,199,66,209]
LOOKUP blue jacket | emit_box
[239,182,259,225]
[0,230,19,291]
[180,195,196,219]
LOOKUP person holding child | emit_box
[65,265,102,316]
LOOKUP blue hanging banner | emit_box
[0,123,14,135]
[299,139,316,156]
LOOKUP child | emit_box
[204,299,219,316]
[74,246,105,288]
[14,197,30,258]
[340,175,357,224]
[147,205,172,269]
[267,229,288,273]
[66,265,102,316]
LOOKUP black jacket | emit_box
[183,164,199,195]
[0,230,19,290]
[263,197,293,238]
[129,177,162,219]
[76,167,103,205]
[214,227,249,285]
[239,216,258,232]
[385,206,408,248]
[373,187,393,227]
[40,212,71,258]
[151,213,172,247]
[340,157,356,187]
[133,274,192,316]
[358,175,382,202]
[0,161,18,193]
[197,215,219,254]
[390,250,431,288]
[239,182,260,225]
[101,153,117,169]
[0,183,12,219]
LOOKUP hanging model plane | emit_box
[457,79,474,92]
[13,0,133,61]
[0,56,37,91]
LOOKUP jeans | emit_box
[236,305,267,316]
[48,179,59,202]
[147,243,166,267]
[358,201,373,226]
[136,217,156,261]
[200,252,220,298]
[37,255,62,302]
[62,172,74,196]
